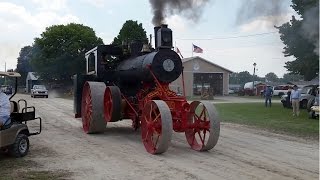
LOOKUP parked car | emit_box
[31,85,48,98]
[273,85,293,97]
[281,85,318,109]
[228,89,235,94]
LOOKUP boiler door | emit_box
[163,59,175,72]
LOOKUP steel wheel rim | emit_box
[142,102,161,154]
[19,139,28,153]
[141,100,172,154]
[82,83,93,133]
[104,88,113,122]
[185,101,220,151]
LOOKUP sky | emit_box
[0,0,298,78]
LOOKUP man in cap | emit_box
[264,85,273,107]
[0,89,11,127]
[290,85,301,116]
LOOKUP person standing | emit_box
[264,85,273,107]
[290,85,301,116]
[286,87,292,108]
[0,91,11,126]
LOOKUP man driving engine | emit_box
[0,90,11,126]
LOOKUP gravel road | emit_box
[13,94,319,180]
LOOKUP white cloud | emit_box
[0,2,80,70]
[239,7,298,33]
[165,15,187,32]
[83,0,105,7]
[97,32,114,44]
[239,14,292,33]
[82,0,110,8]
[31,0,68,11]
[0,2,79,33]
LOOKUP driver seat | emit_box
[10,101,20,113]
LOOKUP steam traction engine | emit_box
[73,25,220,154]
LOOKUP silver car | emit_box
[281,85,318,109]
[31,85,48,98]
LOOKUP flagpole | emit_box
[191,44,194,99]
[192,44,193,57]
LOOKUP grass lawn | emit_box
[214,103,319,139]
[0,155,72,180]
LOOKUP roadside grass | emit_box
[237,95,272,99]
[214,103,319,139]
[187,96,227,101]
[0,155,72,180]
[228,94,262,99]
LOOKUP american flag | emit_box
[176,47,184,58]
[193,44,203,53]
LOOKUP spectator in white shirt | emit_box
[0,91,11,126]
[290,85,301,116]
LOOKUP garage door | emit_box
[193,73,223,96]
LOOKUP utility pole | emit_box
[253,62,256,95]
[4,61,6,85]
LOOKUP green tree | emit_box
[113,20,148,45]
[16,46,33,85]
[265,72,279,82]
[282,73,303,82]
[31,23,103,83]
[276,0,319,80]
[230,71,254,85]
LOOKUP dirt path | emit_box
[13,94,319,180]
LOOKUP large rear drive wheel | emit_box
[185,101,220,151]
[141,100,173,154]
[81,82,106,134]
[104,86,121,122]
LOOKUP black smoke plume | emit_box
[149,0,210,26]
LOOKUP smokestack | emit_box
[149,0,210,26]
[154,26,161,49]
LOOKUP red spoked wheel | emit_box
[81,82,106,134]
[141,100,173,154]
[185,101,220,151]
[104,86,121,122]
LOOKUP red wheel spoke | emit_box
[204,121,210,129]
[197,131,205,145]
[203,130,207,144]
[143,130,150,142]
[153,133,160,148]
[153,113,161,122]
[152,108,158,117]
[199,107,205,119]
[148,104,152,120]
[144,116,150,125]
[191,130,196,145]
[194,114,206,123]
